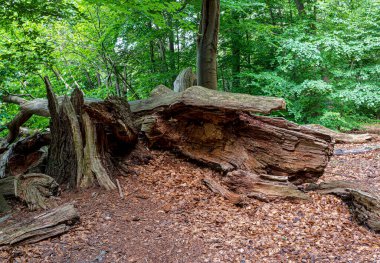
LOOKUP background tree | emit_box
[197,0,220,90]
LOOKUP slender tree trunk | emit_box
[265,0,276,25]
[168,14,176,75]
[294,0,305,15]
[231,11,241,89]
[197,0,220,90]
[96,72,102,87]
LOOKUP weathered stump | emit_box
[44,77,138,190]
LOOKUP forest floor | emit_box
[1,131,380,262]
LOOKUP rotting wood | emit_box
[0,173,59,211]
[44,76,137,190]
[334,145,380,156]
[0,133,50,179]
[305,181,380,232]
[203,176,243,205]
[0,203,79,246]
[141,110,333,184]
[224,170,310,200]
[2,85,334,186]
[303,124,373,144]
[131,85,286,116]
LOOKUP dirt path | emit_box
[1,139,380,262]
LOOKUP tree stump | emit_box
[44,77,138,190]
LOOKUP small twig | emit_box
[116,179,124,199]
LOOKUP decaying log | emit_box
[45,78,84,188]
[0,203,79,246]
[334,145,380,156]
[0,173,59,211]
[203,176,243,204]
[173,68,197,92]
[0,133,50,179]
[224,170,310,200]
[303,124,373,144]
[141,109,333,184]
[305,181,380,232]
[2,85,333,186]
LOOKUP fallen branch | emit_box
[224,170,310,201]
[334,145,380,156]
[0,203,79,246]
[203,176,243,205]
[303,124,373,144]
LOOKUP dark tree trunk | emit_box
[294,0,305,15]
[197,0,220,90]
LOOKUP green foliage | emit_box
[0,0,379,135]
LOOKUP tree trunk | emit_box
[197,0,220,90]
[137,87,332,184]
[2,85,333,186]
[231,10,242,89]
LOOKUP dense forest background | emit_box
[0,0,379,133]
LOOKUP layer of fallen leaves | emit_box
[1,140,380,262]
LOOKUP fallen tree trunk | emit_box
[305,181,380,232]
[303,124,373,144]
[0,173,59,211]
[139,91,333,183]
[2,85,333,187]
[0,203,79,246]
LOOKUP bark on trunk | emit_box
[197,0,220,90]
[294,0,305,15]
